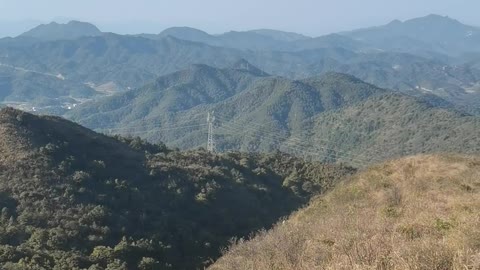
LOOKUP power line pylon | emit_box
[207,111,216,152]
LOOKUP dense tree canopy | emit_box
[0,108,354,269]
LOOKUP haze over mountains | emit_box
[19,21,102,41]
[343,14,480,57]
[0,14,479,116]
[140,14,480,55]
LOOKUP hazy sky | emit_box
[0,0,479,36]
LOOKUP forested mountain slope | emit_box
[0,107,353,269]
[67,66,480,166]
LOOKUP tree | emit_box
[138,257,160,270]
[90,246,114,265]
[105,259,128,270]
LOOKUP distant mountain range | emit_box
[1,20,479,113]
[0,15,477,149]
[134,14,480,58]
[343,14,480,57]
[6,14,480,56]
[67,63,480,165]
[141,27,361,52]
[3,15,480,57]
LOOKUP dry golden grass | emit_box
[210,155,480,270]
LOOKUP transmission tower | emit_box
[207,111,216,152]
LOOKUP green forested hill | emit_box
[1,31,479,111]
[301,93,480,163]
[67,66,480,166]
[66,63,265,128]
[0,107,354,269]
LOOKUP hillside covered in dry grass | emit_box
[211,155,480,270]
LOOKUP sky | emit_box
[0,0,479,37]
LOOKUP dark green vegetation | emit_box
[1,15,480,112]
[0,107,354,269]
[68,64,480,166]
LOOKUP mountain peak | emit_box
[424,14,453,20]
[406,14,463,25]
[382,14,464,28]
[159,26,212,42]
[231,59,269,76]
[344,14,478,56]
[67,20,95,26]
[19,20,102,40]
[387,19,402,26]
